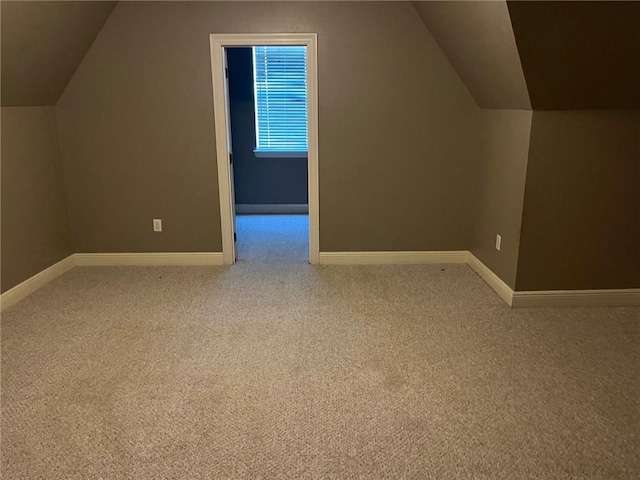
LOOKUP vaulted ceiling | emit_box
[507,1,640,110]
[412,1,530,110]
[1,1,116,106]
[2,1,638,110]
[413,0,640,110]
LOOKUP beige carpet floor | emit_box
[1,216,639,478]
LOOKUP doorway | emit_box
[209,34,319,265]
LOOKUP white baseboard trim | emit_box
[318,251,639,308]
[236,204,308,214]
[0,255,76,311]
[318,251,469,265]
[466,254,514,306]
[74,252,224,266]
[1,252,224,311]
[512,289,640,308]
[2,250,637,311]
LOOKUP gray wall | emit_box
[227,48,308,206]
[1,1,116,106]
[55,1,479,254]
[412,1,530,110]
[507,1,640,110]
[516,110,640,290]
[1,107,73,292]
[472,109,532,289]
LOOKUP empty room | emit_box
[1,1,638,478]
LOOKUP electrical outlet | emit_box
[153,219,162,232]
[495,234,501,251]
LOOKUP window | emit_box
[252,46,308,157]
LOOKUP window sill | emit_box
[253,150,308,159]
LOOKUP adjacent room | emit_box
[1,1,638,478]
[226,45,311,263]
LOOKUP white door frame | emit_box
[209,33,320,265]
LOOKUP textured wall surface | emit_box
[517,110,640,290]
[1,1,116,106]
[1,107,73,292]
[508,1,640,109]
[472,109,532,289]
[413,1,530,109]
[56,1,479,254]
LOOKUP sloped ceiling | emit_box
[414,0,640,111]
[412,1,530,110]
[1,1,117,106]
[3,1,637,110]
[507,1,640,110]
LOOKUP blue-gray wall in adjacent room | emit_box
[226,48,308,205]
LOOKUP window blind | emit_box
[253,46,308,154]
